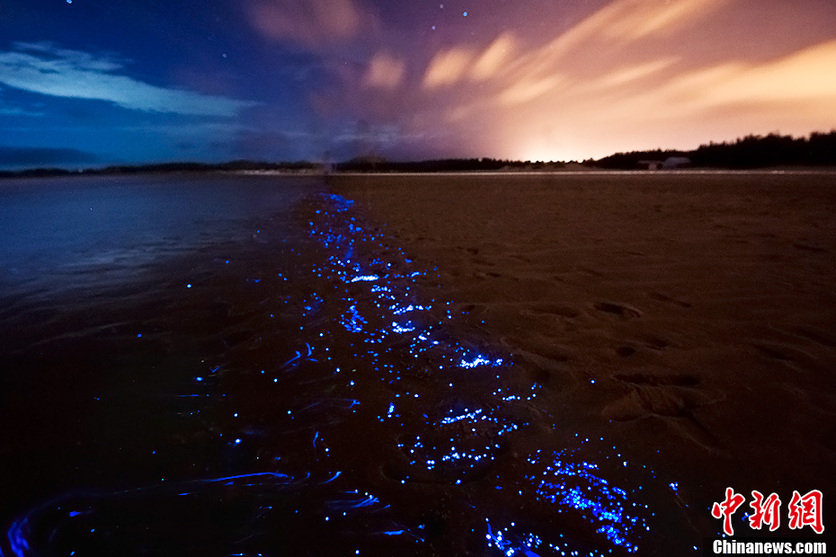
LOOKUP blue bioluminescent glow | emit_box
[299,192,665,553]
[521,447,650,553]
[326,491,381,511]
[390,321,417,334]
[348,274,381,283]
[458,355,504,369]
[3,190,676,557]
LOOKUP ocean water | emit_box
[0,174,317,297]
[0,174,690,556]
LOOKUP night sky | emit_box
[2,0,836,168]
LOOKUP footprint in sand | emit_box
[615,346,637,357]
[602,373,723,452]
[593,301,642,319]
[616,336,670,356]
[648,292,692,308]
[529,303,580,319]
[641,335,670,350]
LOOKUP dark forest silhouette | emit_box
[594,131,836,170]
[2,131,835,178]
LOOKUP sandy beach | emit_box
[331,171,836,522]
[1,171,833,556]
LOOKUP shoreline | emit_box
[330,172,836,508]
[4,165,836,181]
[1,172,832,554]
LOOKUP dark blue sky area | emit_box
[2,0,836,168]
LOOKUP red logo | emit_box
[749,490,782,532]
[788,490,824,534]
[711,488,825,536]
[712,487,746,536]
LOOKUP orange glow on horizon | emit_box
[478,0,836,161]
[247,0,836,161]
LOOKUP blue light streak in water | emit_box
[3,189,677,557]
[3,472,314,557]
[301,192,666,553]
[307,193,515,382]
[390,303,430,315]
[340,301,367,333]
[326,491,381,511]
[522,449,648,553]
[281,350,303,369]
[439,407,484,424]
[458,355,504,369]
[348,274,380,283]
[485,520,543,557]
[390,321,416,334]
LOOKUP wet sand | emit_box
[331,171,836,526]
[1,171,833,556]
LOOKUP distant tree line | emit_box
[3,131,834,178]
[0,157,564,178]
[593,131,836,169]
[336,157,566,172]
[0,160,316,179]
[690,131,836,168]
[592,149,688,170]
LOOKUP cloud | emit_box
[524,0,728,65]
[363,52,405,89]
[422,47,476,89]
[586,58,677,91]
[12,41,125,72]
[498,75,564,106]
[239,0,836,161]
[413,0,836,160]
[592,0,728,42]
[247,0,377,51]
[471,34,516,81]
[683,40,836,106]
[0,43,258,117]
